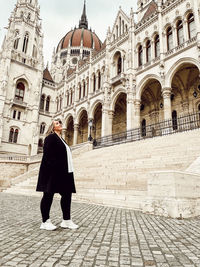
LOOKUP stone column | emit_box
[127,92,135,130]
[133,100,141,129]
[162,88,172,120]
[101,108,113,137]
[73,123,79,145]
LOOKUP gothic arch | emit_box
[65,113,74,126]
[111,88,126,111]
[13,75,31,90]
[89,99,103,118]
[136,74,162,100]
[76,107,88,123]
[165,57,200,88]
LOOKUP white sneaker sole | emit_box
[40,226,57,231]
[60,224,78,229]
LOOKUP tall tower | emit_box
[0,0,44,156]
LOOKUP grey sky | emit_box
[0,0,137,64]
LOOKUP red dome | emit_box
[57,28,102,52]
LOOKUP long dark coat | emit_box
[36,133,76,193]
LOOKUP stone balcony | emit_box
[11,98,27,109]
[111,72,126,86]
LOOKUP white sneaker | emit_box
[40,219,57,231]
[60,220,79,229]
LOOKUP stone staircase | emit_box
[3,129,200,212]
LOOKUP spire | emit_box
[79,0,88,29]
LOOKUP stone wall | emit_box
[0,162,27,190]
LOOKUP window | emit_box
[138,45,143,66]
[9,128,14,142]
[40,94,45,110]
[60,96,63,110]
[13,110,16,119]
[15,82,25,101]
[172,110,178,130]
[98,72,101,89]
[67,94,69,106]
[141,119,146,137]
[155,35,160,58]
[27,13,31,20]
[17,111,21,120]
[71,91,73,105]
[14,30,20,50]
[167,27,173,51]
[83,81,86,97]
[117,56,122,75]
[188,13,195,39]
[56,98,59,112]
[22,33,29,53]
[146,40,151,63]
[45,96,50,112]
[40,123,45,134]
[79,84,81,99]
[32,45,37,58]
[93,74,96,92]
[9,128,19,143]
[177,20,184,45]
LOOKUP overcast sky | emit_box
[0,0,137,64]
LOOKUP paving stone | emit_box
[0,193,200,267]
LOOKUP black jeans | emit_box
[40,192,72,223]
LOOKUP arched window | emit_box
[71,91,73,104]
[138,45,143,66]
[67,94,69,106]
[141,119,146,137]
[177,20,184,45]
[98,72,101,89]
[9,128,14,143]
[122,20,124,34]
[116,25,118,38]
[40,94,45,110]
[146,40,151,63]
[14,30,20,50]
[117,56,122,75]
[187,13,195,39]
[22,33,29,53]
[40,123,46,134]
[167,27,173,51]
[9,128,19,143]
[32,45,37,58]
[60,96,63,110]
[83,81,86,97]
[155,34,160,58]
[79,84,81,99]
[56,97,59,112]
[15,82,25,101]
[172,110,178,130]
[93,74,96,92]
[45,96,50,111]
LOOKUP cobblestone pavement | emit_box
[0,193,200,267]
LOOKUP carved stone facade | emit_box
[1,0,200,155]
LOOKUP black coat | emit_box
[36,133,76,193]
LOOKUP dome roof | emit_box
[57,28,102,52]
[56,1,102,53]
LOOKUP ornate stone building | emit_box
[0,0,200,155]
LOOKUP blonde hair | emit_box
[45,118,62,137]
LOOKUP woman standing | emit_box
[36,119,78,230]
